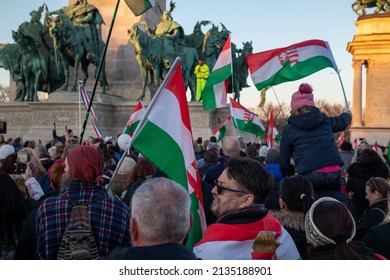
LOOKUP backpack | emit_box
[57,196,104,260]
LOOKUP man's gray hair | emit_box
[206,142,221,153]
[222,137,240,156]
[131,177,191,244]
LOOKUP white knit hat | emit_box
[258,145,269,158]
[0,144,15,160]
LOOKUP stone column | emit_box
[352,60,363,127]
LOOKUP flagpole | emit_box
[106,57,182,193]
[271,86,287,120]
[78,80,82,137]
[336,69,350,110]
[79,0,120,144]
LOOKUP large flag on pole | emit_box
[229,98,266,138]
[123,101,145,136]
[80,85,98,121]
[124,0,154,16]
[202,35,232,110]
[246,39,339,91]
[212,115,231,142]
[131,58,206,248]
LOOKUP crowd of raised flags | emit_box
[78,5,378,247]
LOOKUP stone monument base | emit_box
[0,92,258,145]
[350,127,390,147]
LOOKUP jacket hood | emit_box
[288,106,323,130]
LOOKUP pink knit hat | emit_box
[290,83,315,110]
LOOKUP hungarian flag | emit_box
[123,101,145,137]
[372,141,378,153]
[131,58,206,248]
[267,111,281,148]
[91,118,102,139]
[229,98,265,138]
[212,115,231,142]
[353,138,358,151]
[336,134,344,150]
[246,39,338,91]
[202,35,232,110]
[193,212,300,260]
[124,0,154,16]
[80,84,98,121]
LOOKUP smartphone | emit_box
[16,162,27,174]
[17,150,29,163]
[65,125,68,133]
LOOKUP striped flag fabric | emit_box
[267,111,281,148]
[202,35,232,110]
[124,0,154,16]
[212,115,231,142]
[91,118,102,139]
[336,134,344,150]
[353,138,358,151]
[372,141,378,153]
[246,39,339,91]
[131,58,206,248]
[123,101,145,136]
[80,84,98,121]
[193,212,300,260]
[229,98,266,138]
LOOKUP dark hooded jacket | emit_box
[280,106,351,176]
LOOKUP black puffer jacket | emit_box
[280,107,351,176]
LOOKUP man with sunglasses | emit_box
[194,157,300,260]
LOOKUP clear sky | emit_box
[0,0,359,108]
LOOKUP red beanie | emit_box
[67,145,104,184]
[290,83,315,110]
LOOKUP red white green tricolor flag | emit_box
[131,58,206,248]
[123,101,145,137]
[246,39,339,91]
[267,111,281,148]
[124,0,154,16]
[229,98,266,138]
[202,35,232,110]
[212,115,231,142]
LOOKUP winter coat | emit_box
[270,210,308,259]
[355,199,388,240]
[363,223,390,260]
[280,106,351,176]
[106,243,198,260]
[345,161,389,220]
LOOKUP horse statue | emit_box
[47,13,108,93]
[128,25,164,100]
[229,41,253,103]
[128,24,198,101]
[352,0,390,16]
[12,30,45,101]
[0,44,25,100]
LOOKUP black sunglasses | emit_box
[214,180,249,195]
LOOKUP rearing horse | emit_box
[352,0,390,16]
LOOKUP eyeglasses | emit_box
[214,180,249,195]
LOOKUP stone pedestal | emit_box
[347,14,390,145]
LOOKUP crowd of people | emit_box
[0,83,389,260]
